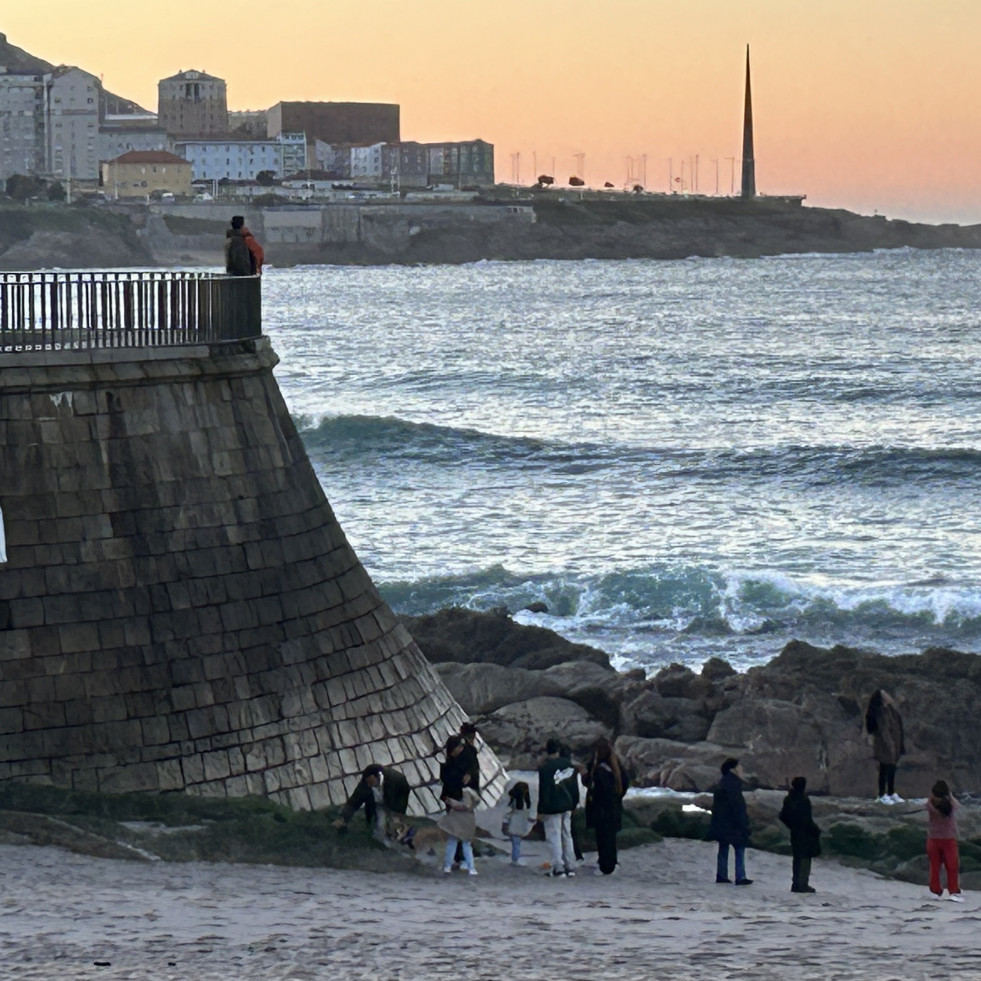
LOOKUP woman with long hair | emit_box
[864,689,905,803]
[926,779,963,902]
[583,737,628,875]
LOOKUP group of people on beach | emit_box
[334,688,965,902]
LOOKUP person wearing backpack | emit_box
[225,215,263,275]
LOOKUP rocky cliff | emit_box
[406,607,981,799]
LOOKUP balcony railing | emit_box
[0,271,261,352]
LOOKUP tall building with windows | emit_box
[0,65,102,180]
[157,69,228,137]
[0,71,45,178]
[44,66,101,181]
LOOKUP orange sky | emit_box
[5,1,981,223]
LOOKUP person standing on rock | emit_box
[536,738,578,878]
[864,689,905,803]
[778,776,821,893]
[708,758,753,885]
[926,779,963,902]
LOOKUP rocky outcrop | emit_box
[0,206,153,270]
[413,609,981,798]
[5,199,981,270]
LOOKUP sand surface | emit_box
[0,835,979,981]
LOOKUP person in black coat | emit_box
[583,737,628,875]
[707,758,752,885]
[779,776,821,893]
[333,764,411,837]
[439,734,470,806]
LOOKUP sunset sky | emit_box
[5,1,980,223]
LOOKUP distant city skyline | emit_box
[4,0,980,223]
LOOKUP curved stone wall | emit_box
[0,338,506,812]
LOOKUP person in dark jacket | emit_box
[779,776,821,893]
[865,689,905,803]
[583,737,628,875]
[439,734,470,807]
[559,743,584,862]
[708,758,753,885]
[453,723,481,864]
[333,764,410,837]
[535,738,578,877]
[224,215,264,276]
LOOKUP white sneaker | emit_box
[949,893,965,903]
[467,868,478,876]
[889,793,905,803]
[443,866,452,875]
[877,795,894,805]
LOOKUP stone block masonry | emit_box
[0,338,506,812]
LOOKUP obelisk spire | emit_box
[741,44,756,199]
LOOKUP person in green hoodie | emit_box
[536,738,579,878]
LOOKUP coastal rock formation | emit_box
[411,609,981,797]
[5,198,981,270]
[0,206,153,270]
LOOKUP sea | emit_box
[260,249,981,675]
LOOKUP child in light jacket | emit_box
[502,781,534,866]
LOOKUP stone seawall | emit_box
[0,339,505,811]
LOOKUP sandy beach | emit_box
[1,834,978,981]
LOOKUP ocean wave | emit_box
[380,563,981,658]
[298,415,981,484]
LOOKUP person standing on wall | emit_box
[225,215,264,276]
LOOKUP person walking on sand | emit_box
[778,776,822,893]
[439,783,480,876]
[708,758,753,885]
[502,780,534,866]
[926,779,963,902]
[865,689,905,803]
[536,738,578,878]
[583,737,629,875]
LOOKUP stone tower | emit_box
[0,276,506,813]
[158,69,228,137]
[740,45,756,199]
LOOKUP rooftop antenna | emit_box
[741,44,756,198]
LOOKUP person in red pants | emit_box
[926,779,963,902]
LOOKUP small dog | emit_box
[392,822,445,855]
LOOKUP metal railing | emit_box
[0,271,261,352]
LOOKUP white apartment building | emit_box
[44,66,101,181]
[0,65,102,180]
[173,133,306,182]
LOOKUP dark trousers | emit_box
[595,821,618,875]
[792,853,812,890]
[878,763,897,797]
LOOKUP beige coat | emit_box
[437,787,479,840]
